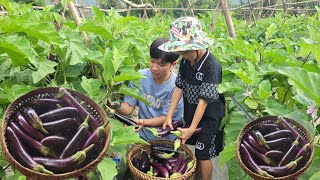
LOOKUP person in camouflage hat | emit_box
[161,17,226,180]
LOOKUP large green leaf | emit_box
[224,111,250,145]
[78,22,113,40]
[219,142,236,169]
[101,48,114,82]
[113,72,145,82]
[257,80,272,100]
[32,59,57,84]
[300,146,320,179]
[278,67,320,106]
[119,85,150,106]
[264,99,293,115]
[0,35,33,66]
[1,85,35,102]
[244,98,258,110]
[218,80,244,93]
[81,76,101,98]
[112,46,128,73]
[265,23,276,40]
[112,126,146,145]
[68,34,89,65]
[97,158,118,180]
[23,22,63,45]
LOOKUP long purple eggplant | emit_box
[151,150,175,159]
[252,130,270,149]
[24,108,48,134]
[42,117,78,132]
[41,136,69,147]
[294,143,311,160]
[260,156,303,177]
[276,116,307,145]
[161,159,173,173]
[243,140,275,165]
[266,137,292,149]
[59,87,100,131]
[113,112,138,128]
[6,127,53,174]
[151,162,169,178]
[240,144,273,178]
[34,144,94,174]
[81,120,109,150]
[146,127,171,137]
[29,98,65,111]
[264,130,292,141]
[278,136,300,166]
[15,111,45,141]
[39,107,78,123]
[140,150,151,173]
[59,115,90,159]
[265,150,284,160]
[247,133,267,154]
[172,154,185,173]
[9,122,57,158]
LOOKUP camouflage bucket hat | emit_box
[158,17,214,52]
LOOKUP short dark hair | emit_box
[150,38,180,64]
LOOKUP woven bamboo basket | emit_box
[127,140,197,180]
[0,87,111,180]
[236,116,314,180]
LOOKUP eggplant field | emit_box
[0,0,320,179]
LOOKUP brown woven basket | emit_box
[236,116,314,180]
[127,140,197,180]
[0,87,111,180]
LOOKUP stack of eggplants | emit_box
[5,87,108,175]
[131,141,194,178]
[240,116,312,178]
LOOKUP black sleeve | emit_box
[199,61,222,103]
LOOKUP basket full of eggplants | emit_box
[236,116,314,180]
[0,87,111,180]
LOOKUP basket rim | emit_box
[0,87,111,179]
[127,139,197,180]
[236,115,315,180]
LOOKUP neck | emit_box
[154,70,172,84]
[191,49,207,65]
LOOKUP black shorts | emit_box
[186,127,224,160]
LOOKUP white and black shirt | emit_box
[176,50,225,134]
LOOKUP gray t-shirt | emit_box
[124,68,184,141]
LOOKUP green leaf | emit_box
[0,35,33,66]
[257,80,272,99]
[284,110,316,137]
[81,76,101,97]
[224,111,250,144]
[119,85,150,106]
[112,46,128,72]
[278,67,320,106]
[230,68,250,85]
[246,61,260,85]
[113,71,146,82]
[32,60,57,84]
[112,126,147,145]
[264,99,293,115]
[244,98,258,110]
[309,171,320,180]
[78,22,113,40]
[1,85,35,102]
[101,48,114,82]
[23,22,63,45]
[265,23,276,40]
[69,35,89,65]
[219,141,236,169]
[0,167,5,179]
[97,158,118,180]
[300,146,320,179]
[218,80,244,93]
[65,63,84,77]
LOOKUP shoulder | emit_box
[138,68,150,76]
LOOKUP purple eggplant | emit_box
[151,150,175,160]
[259,123,279,133]
[167,157,178,165]
[29,98,65,111]
[113,112,139,128]
[140,150,151,173]
[172,154,185,173]
[176,159,188,174]
[266,137,292,149]
[294,143,311,160]
[6,127,53,174]
[161,159,173,173]
[172,121,183,129]
[252,130,270,149]
[15,111,45,141]
[278,136,300,166]
[42,117,78,132]
[247,133,267,154]
[41,136,69,147]
[276,116,307,145]
[9,122,57,158]
[146,127,171,137]
[264,130,292,141]
[39,107,78,123]
[24,108,48,134]
[81,120,109,150]
[265,150,284,160]
[34,144,94,173]
[243,140,275,165]
[59,115,90,159]
[240,144,273,178]
[260,156,303,177]
[59,88,100,131]
[151,145,176,153]
[151,162,169,178]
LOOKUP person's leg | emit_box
[199,159,213,180]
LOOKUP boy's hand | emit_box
[177,127,195,144]
[162,117,173,130]
[134,119,144,131]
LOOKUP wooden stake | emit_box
[221,0,236,39]
[209,0,221,32]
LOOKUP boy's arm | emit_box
[112,101,135,116]
[163,87,183,130]
[138,115,167,127]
